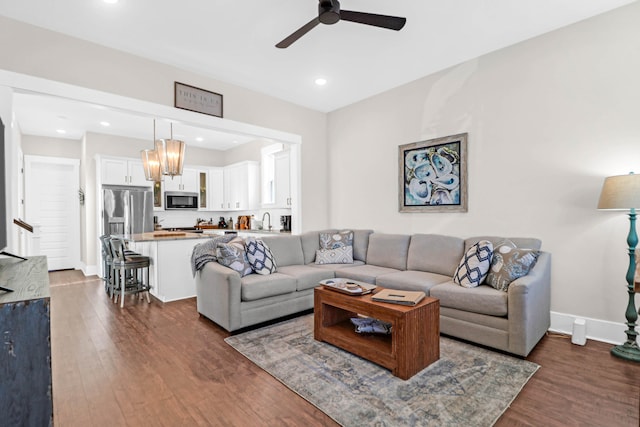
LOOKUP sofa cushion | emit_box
[430,282,508,317]
[315,246,354,264]
[366,233,411,270]
[308,259,365,271]
[375,270,451,295]
[276,265,335,291]
[245,238,277,275]
[486,240,540,291]
[336,264,401,284]
[261,235,304,267]
[216,238,253,277]
[407,234,465,276]
[465,236,542,252]
[240,273,297,301]
[453,240,493,288]
[352,229,374,262]
[320,230,354,249]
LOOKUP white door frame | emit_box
[24,154,81,270]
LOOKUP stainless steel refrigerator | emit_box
[103,186,154,235]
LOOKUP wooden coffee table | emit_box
[314,285,440,380]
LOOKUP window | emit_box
[261,143,283,205]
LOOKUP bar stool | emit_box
[98,235,113,294]
[99,235,142,298]
[109,237,151,308]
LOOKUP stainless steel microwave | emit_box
[165,192,198,210]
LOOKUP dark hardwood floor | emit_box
[49,271,640,426]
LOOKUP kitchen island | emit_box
[119,229,292,303]
[123,231,212,303]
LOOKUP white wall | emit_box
[0,86,22,254]
[22,135,81,159]
[327,3,640,333]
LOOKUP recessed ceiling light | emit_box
[100,121,110,127]
[56,129,66,134]
[196,137,204,142]
[103,0,118,4]
[315,78,327,86]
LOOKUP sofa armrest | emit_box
[506,251,551,356]
[195,261,242,332]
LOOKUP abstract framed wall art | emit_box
[398,133,468,213]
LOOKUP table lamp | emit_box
[598,172,640,362]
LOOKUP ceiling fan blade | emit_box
[276,17,321,48]
[340,10,406,31]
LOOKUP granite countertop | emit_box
[203,229,291,235]
[241,229,291,235]
[118,231,214,242]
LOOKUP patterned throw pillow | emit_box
[190,234,236,277]
[315,246,354,265]
[216,237,253,277]
[319,230,354,250]
[245,238,277,275]
[453,240,494,288]
[486,240,540,292]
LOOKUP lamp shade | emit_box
[155,138,186,178]
[140,149,162,182]
[597,173,640,210]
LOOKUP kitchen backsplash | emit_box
[157,208,293,230]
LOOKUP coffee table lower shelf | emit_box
[314,286,440,380]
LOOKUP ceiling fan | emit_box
[276,0,406,49]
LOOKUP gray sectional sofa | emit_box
[195,229,551,357]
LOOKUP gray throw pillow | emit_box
[216,237,253,277]
[245,237,277,275]
[190,234,236,277]
[319,230,354,250]
[486,241,539,292]
[315,246,354,264]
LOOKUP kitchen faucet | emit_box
[262,212,272,231]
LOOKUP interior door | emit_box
[24,155,80,271]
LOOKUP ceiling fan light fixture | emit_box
[276,0,406,48]
[319,0,340,25]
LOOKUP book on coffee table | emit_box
[372,289,426,306]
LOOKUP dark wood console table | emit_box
[0,256,52,426]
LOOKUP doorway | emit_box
[24,155,80,271]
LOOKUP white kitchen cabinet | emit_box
[273,150,292,208]
[198,170,208,210]
[102,157,150,187]
[208,167,225,210]
[163,168,198,192]
[223,161,259,211]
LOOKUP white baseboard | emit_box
[550,311,626,345]
[78,263,98,277]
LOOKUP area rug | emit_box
[225,315,539,427]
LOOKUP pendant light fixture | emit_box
[155,122,186,179]
[141,119,163,182]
